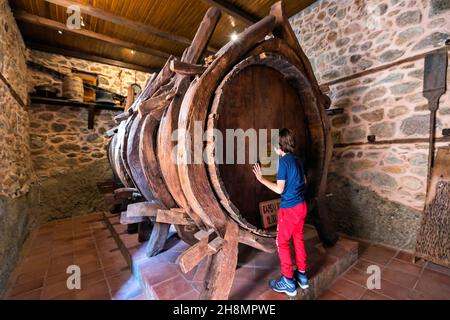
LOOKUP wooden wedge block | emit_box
[178,233,224,274]
[114,188,139,200]
[170,60,207,76]
[114,109,133,123]
[105,126,118,137]
[126,201,163,218]
[194,229,215,241]
[138,88,177,116]
[156,209,195,226]
[120,211,146,225]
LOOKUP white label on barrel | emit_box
[259,199,281,229]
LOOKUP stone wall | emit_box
[27,105,121,222]
[25,52,152,221]
[290,0,450,249]
[27,49,151,98]
[0,0,35,293]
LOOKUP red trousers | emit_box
[276,202,307,278]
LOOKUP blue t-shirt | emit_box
[276,153,306,208]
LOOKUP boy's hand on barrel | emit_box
[253,163,263,183]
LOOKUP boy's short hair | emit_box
[279,128,296,153]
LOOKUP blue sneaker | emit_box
[294,270,310,289]
[269,276,298,297]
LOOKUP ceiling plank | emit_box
[14,10,173,59]
[27,41,160,73]
[201,0,259,24]
[44,0,218,53]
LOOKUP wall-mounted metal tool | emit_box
[423,50,448,192]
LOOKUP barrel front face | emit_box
[210,63,308,234]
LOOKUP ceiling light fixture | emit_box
[58,30,63,34]
[231,32,239,42]
[130,50,135,54]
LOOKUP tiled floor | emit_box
[3,213,143,300]
[3,212,450,300]
[318,241,450,300]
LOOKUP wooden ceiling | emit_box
[10,0,317,72]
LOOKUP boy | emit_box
[252,128,308,297]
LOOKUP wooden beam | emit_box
[202,0,259,24]
[27,42,159,73]
[44,0,217,53]
[15,11,172,59]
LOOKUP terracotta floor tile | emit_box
[179,265,198,281]
[342,267,369,287]
[108,271,142,300]
[257,289,289,300]
[103,260,130,278]
[387,258,423,277]
[192,258,212,282]
[80,269,106,288]
[140,263,179,286]
[328,278,366,300]
[152,274,193,300]
[229,279,268,300]
[415,269,450,299]
[254,267,280,282]
[42,280,73,300]
[14,271,46,287]
[50,291,77,300]
[45,271,71,286]
[360,290,392,300]
[352,258,380,273]
[19,257,50,277]
[425,262,450,277]
[234,266,255,282]
[317,290,348,300]
[360,245,398,265]
[176,290,201,300]
[9,288,42,300]
[7,277,45,297]
[382,267,419,289]
[377,279,412,300]
[73,252,99,265]
[76,280,111,300]
[408,289,443,300]
[253,252,279,269]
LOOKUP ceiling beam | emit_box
[14,11,173,60]
[44,0,217,53]
[202,0,259,25]
[26,41,159,74]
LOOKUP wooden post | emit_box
[199,222,239,300]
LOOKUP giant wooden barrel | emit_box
[107,2,337,299]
